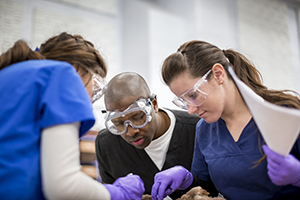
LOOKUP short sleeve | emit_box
[39,61,95,137]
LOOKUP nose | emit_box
[187,105,198,115]
[125,125,139,137]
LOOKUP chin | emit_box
[135,142,150,149]
[133,145,148,149]
[134,145,145,149]
[203,116,218,124]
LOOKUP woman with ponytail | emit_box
[151,40,300,200]
[0,32,144,200]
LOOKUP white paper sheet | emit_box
[228,67,300,156]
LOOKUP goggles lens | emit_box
[104,98,153,135]
[92,74,107,103]
[172,69,211,110]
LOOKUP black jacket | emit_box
[95,109,200,199]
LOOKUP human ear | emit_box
[151,97,159,113]
[212,63,225,84]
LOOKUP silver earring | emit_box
[220,81,223,84]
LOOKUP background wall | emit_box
[1,0,300,131]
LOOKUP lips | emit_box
[132,138,144,146]
[199,111,206,118]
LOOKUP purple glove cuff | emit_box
[104,174,145,200]
[104,184,120,200]
[178,169,193,190]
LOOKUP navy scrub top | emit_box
[192,118,300,200]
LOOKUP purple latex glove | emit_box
[151,166,193,200]
[263,145,300,187]
[104,173,145,200]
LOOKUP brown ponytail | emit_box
[0,40,44,70]
[224,49,300,109]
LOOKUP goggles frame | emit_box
[103,94,156,135]
[172,69,211,110]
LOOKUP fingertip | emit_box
[151,192,156,200]
[157,194,164,200]
[263,145,280,161]
[151,189,156,199]
[164,188,173,197]
[151,182,160,200]
[157,184,168,200]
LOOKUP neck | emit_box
[153,109,170,140]
[222,83,252,141]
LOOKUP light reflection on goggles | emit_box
[92,73,107,103]
[103,96,155,135]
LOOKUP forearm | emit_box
[41,123,110,200]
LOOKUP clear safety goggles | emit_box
[91,73,107,103]
[103,95,155,135]
[172,69,211,110]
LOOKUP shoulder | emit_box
[97,128,113,140]
[12,60,77,84]
[164,108,200,124]
[95,129,133,156]
[96,128,121,147]
[36,60,76,76]
[97,128,111,138]
[0,59,78,95]
[31,59,72,68]
[1,60,73,76]
[16,59,71,70]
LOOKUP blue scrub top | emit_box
[192,118,300,200]
[0,60,95,200]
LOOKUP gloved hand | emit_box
[104,173,145,200]
[151,166,193,200]
[263,145,300,187]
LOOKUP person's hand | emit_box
[263,145,300,187]
[104,173,145,200]
[151,166,193,200]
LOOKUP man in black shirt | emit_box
[95,72,200,199]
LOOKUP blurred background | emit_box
[1,0,300,131]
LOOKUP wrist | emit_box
[104,184,124,200]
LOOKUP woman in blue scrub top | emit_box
[150,40,300,200]
[0,32,144,200]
